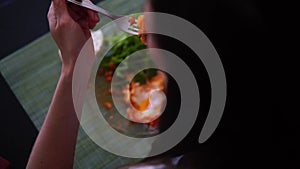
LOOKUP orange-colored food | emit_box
[104,102,112,109]
[106,76,112,82]
[105,70,113,77]
[149,119,159,128]
[129,15,135,25]
[122,71,167,123]
[136,15,147,44]
[137,15,145,33]
[131,96,150,111]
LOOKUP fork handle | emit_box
[67,0,120,19]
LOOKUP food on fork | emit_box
[128,15,135,25]
[136,15,147,44]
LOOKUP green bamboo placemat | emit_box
[0,0,145,168]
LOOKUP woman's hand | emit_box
[48,0,99,71]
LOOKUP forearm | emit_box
[26,66,79,169]
[26,0,100,167]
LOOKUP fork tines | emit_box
[128,19,139,34]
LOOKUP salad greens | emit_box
[99,35,157,84]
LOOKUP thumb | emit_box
[52,0,68,17]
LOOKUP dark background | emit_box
[0,0,296,169]
[0,0,50,168]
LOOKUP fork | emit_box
[67,0,139,35]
